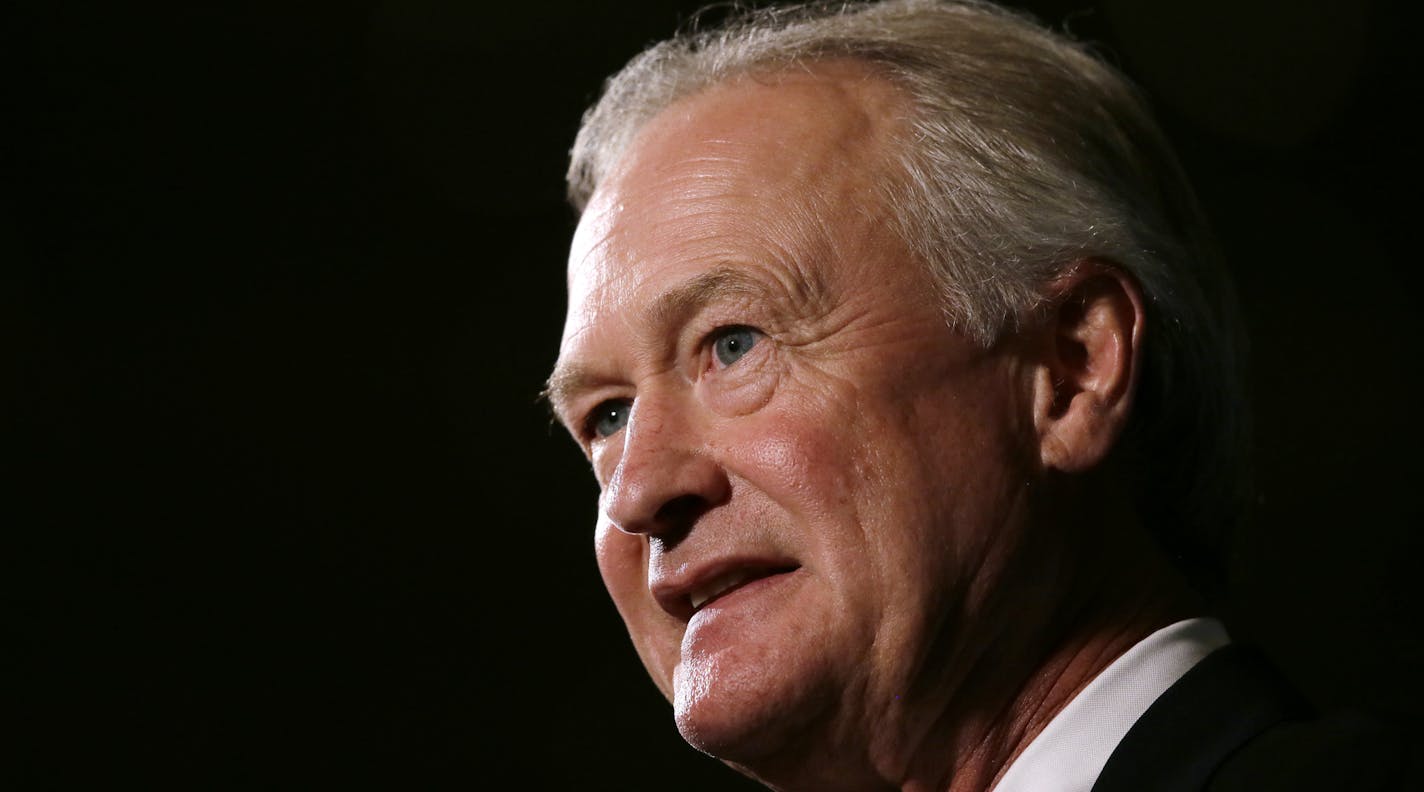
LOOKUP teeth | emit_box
[689,569,757,610]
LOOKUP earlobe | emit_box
[1030,261,1146,473]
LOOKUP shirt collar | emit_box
[992,617,1231,792]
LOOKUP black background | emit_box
[8,0,1420,788]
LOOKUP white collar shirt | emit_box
[992,617,1232,792]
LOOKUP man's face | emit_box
[551,67,1042,769]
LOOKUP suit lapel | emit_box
[1089,645,1310,792]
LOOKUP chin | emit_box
[675,694,792,766]
[670,650,831,767]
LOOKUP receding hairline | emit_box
[583,58,917,220]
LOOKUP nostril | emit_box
[651,494,712,544]
[657,493,710,522]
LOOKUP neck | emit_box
[947,585,1199,792]
[909,482,1205,792]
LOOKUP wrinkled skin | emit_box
[549,64,1176,791]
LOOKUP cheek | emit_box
[725,374,997,586]
[727,411,860,523]
[594,519,646,606]
[732,372,905,514]
[593,522,680,699]
[717,395,877,590]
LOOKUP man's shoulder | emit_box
[1092,644,1415,792]
[1209,705,1411,791]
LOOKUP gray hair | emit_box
[567,0,1248,585]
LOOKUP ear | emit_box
[1028,261,1146,473]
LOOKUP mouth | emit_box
[658,562,800,621]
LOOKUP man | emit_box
[545,1,1403,789]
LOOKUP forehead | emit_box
[563,64,910,345]
[608,63,902,203]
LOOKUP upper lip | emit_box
[650,557,800,621]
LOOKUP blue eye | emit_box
[588,399,631,439]
[712,327,759,367]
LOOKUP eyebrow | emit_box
[649,266,774,328]
[543,266,807,422]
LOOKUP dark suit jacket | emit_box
[1090,644,1412,791]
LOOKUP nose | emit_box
[600,396,730,538]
